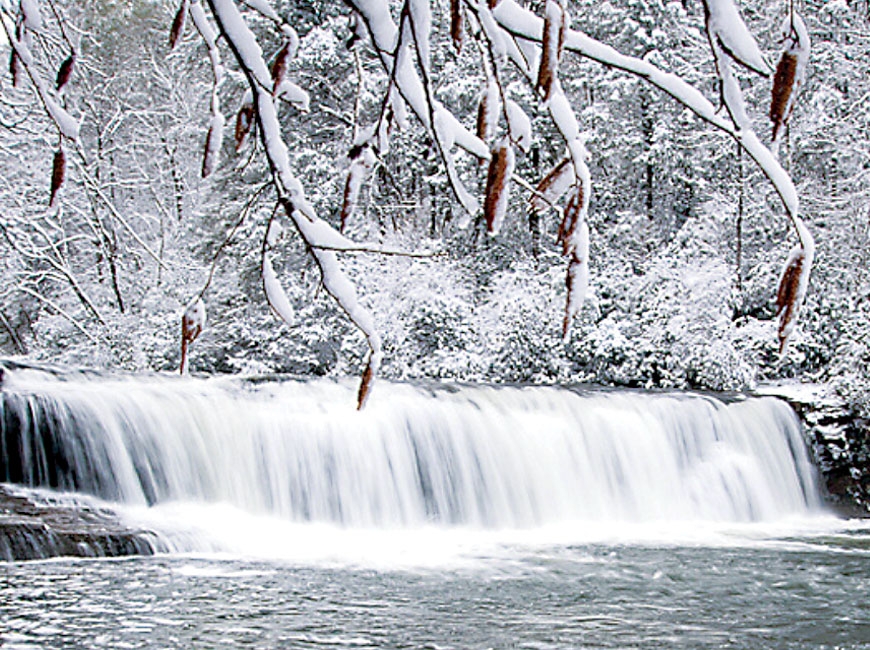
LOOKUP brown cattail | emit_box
[558,183,584,255]
[339,146,374,232]
[234,102,255,152]
[450,0,463,51]
[55,53,75,92]
[270,42,291,93]
[9,50,21,88]
[476,101,486,143]
[563,258,578,339]
[49,148,66,208]
[476,92,490,142]
[169,0,189,50]
[775,246,805,353]
[483,142,514,235]
[201,113,224,178]
[536,0,566,100]
[180,297,205,375]
[488,0,501,8]
[340,170,356,233]
[357,359,374,410]
[562,216,589,340]
[770,52,797,143]
[202,125,216,178]
[529,158,573,212]
[10,50,23,88]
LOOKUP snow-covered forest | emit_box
[0,0,868,410]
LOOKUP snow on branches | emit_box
[702,0,770,78]
[189,0,225,179]
[262,219,296,327]
[155,0,819,388]
[2,0,80,216]
[200,0,382,408]
[697,0,814,352]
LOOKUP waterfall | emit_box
[0,368,821,528]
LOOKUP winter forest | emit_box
[0,0,868,410]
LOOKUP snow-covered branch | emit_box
[0,9,80,142]
[345,0,488,155]
[205,0,382,408]
[490,0,813,350]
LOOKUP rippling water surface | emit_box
[3,525,870,649]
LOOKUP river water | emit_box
[1,370,869,648]
[2,522,870,649]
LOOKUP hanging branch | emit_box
[204,0,383,409]
[0,10,80,142]
[345,0,489,158]
[403,0,481,220]
[189,0,226,178]
[261,206,297,327]
[489,0,814,351]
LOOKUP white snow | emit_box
[547,86,579,142]
[20,0,43,31]
[351,0,399,50]
[262,257,295,325]
[390,86,408,130]
[718,59,750,128]
[479,79,501,142]
[191,0,224,85]
[476,1,507,62]
[280,24,300,60]
[275,80,310,111]
[408,0,432,73]
[703,0,770,76]
[262,220,296,327]
[505,99,531,152]
[242,0,280,22]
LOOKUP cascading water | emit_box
[0,367,821,532]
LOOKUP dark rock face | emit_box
[772,393,870,517]
[0,485,167,562]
